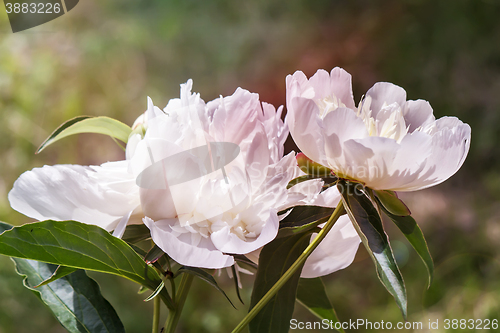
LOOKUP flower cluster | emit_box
[8,68,470,280]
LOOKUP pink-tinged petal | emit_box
[244,126,271,193]
[286,97,327,165]
[209,88,260,146]
[210,211,279,254]
[286,71,315,107]
[301,214,360,278]
[340,137,398,189]
[382,131,433,190]
[365,82,407,117]
[403,100,436,133]
[308,69,332,100]
[140,187,177,221]
[280,178,324,211]
[323,107,370,163]
[133,137,207,220]
[8,162,139,231]
[329,67,356,109]
[310,186,342,208]
[397,117,471,191]
[144,217,234,269]
[261,103,288,163]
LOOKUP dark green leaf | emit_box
[287,175,315,189]
[0,220,169,305]
[297,278,344,333]
[0,221,12,233]
[276,206,333,239]
[339,181,407,319]
[234,255,258,269]
[12,258,125,333]
[280,205,334,229]
[35,265,77,288]
[377,202,434,288]
[374,190,411,216]
[37,116,132,153]
[122,224,151,244]
[231,265,244,304]
[176,266,235,308]
[145,245,165,265]
[296,153,332,177]
[249,231,311,333]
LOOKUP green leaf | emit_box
[296,278,344,333]
[12,258,125,333]
[234,255,258,269]
[280,206,335,229]
[231,264,245,304]
[249,231,311,333]
[176,266,235,308]
[145,245,165,265]
[338,181,407,319]
[36,116,132,153]
[35,265,77,288]
[374,190,411,216]
[287,175,316,189]
[144,281,165,302]
[296,153,332,177]
[122,224,151,244]
[0,220,169,304]
[0,221,12,234]
[377,203,434,288]
[276,206,333,239]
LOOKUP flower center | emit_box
[357,97,408,143]
[315,94,347,118]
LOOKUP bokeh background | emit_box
[1,0,500,332]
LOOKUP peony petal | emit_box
[365,82,407,117]
[403,99,436,133]
[310,186,342,208]
[341,137,397,189]
[286,97,327,166]
[209,88,260,146]
[285,71,316,107]
[144,217,234,269]
[261,103,288,163]
[8,162,139,231]
[329,67,356,109]
[301,214,361,278]
[397,117,471,191]
[210,211,279,254]
[244,126,271,194]
[323,107,369,167]
[308,69,332,100]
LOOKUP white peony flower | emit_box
[286,67,471,191]
[134,80,360,271]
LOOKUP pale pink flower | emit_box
[286,68,471,191]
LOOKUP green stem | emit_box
[231,203,346,333]
[164,273,194,333]
[152,296,161,333]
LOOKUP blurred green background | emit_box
[1,0,500,332]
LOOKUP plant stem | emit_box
[152,296,161,333]
[164,273,194,333]
[231,203,346,333]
